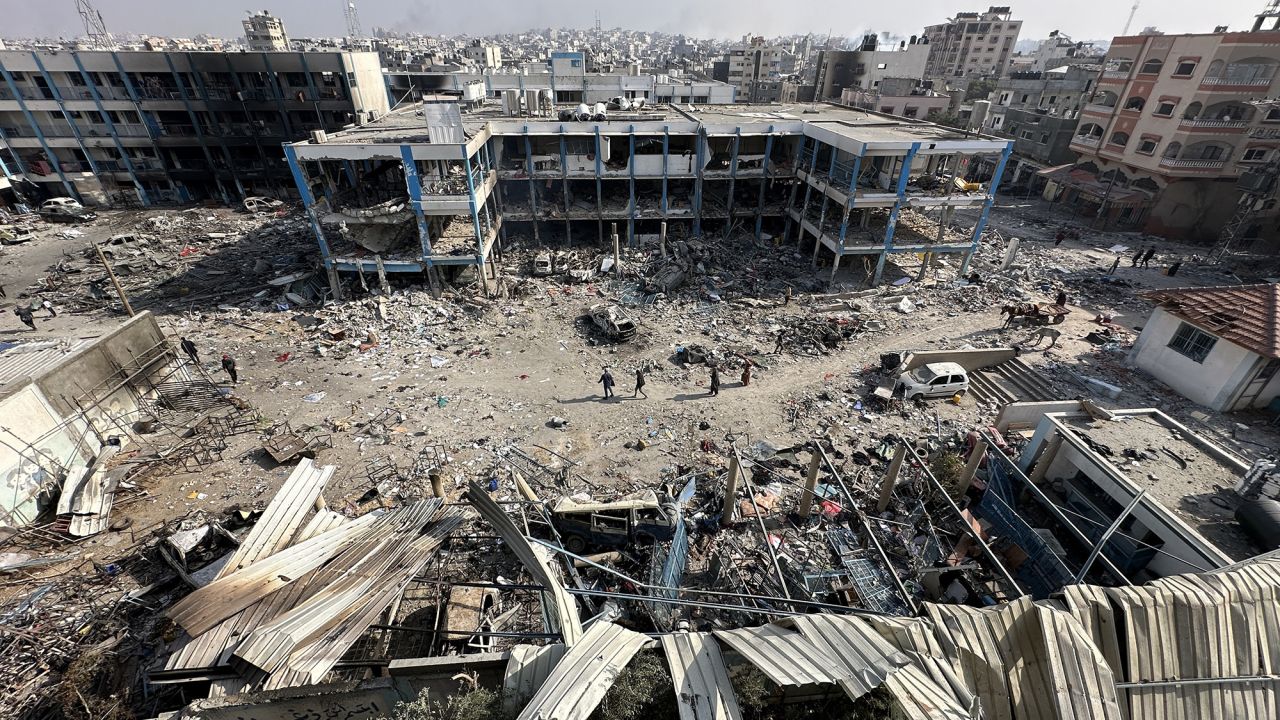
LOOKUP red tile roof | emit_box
[1141,283,1280,359]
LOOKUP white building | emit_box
[242,11,289,52]
[1130,284,1280,411]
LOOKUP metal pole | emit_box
[94,242,135,316]
[906,443,1023,596]
[798,443,821,517]
[1074,489,1145,583]
[721,453,740,526]
[734,446,792,601]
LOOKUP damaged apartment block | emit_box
[285,98,1012,293]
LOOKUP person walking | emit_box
[180,337,199,364]
[1140,246,1156,268]
[1054,230,1066,246]
[221,354,238,384]
[1055,289,1068,307]
[41,299,57,318]
[14,305,35,330]
[633,368,647,399]
[599,367,615,399]
[741,362,752,387]
[709,366,721,396]
[774,330,786,354]
[1131,246,1146,267]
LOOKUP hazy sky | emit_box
[3,1,1265,42]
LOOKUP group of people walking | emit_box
[179,336,240,384]
[597,361,752,401]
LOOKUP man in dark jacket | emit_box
[709,366,721,396]
[180,337,199,364]
[599,367,614,399]
[221,354,238,383]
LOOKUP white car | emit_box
[896,362,969,401]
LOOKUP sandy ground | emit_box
[2,198,1278,578]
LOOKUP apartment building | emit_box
[284,100,1011,297]
[0,50,387,205]
[462,41,503,69]
[726,36,784,103]
[243,11,290,52]
[1061,29,1280,240]
[923,6,1022,79]
[980,65,1096,184]
[813,38,931,100]
[840,77,950,119]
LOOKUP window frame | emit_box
[1167,322,1218,363]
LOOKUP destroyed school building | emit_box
[284,99,1012,294]
[0,49,388,205]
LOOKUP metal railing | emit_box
[1159,156,1226,169]
[1101,69,1130,79]
[1179,118,1250,129]
[1082,103,1116,115]
[1201,76,1272,87]
[1071,135,1102,147]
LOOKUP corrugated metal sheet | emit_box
[927,597,1122,720]
[230,500,444,675]
[882,663,976,720]
[516,622,651,720]
[713,624,842,687]
[220,459,333,578]
[0,338,95,390]
[787,615,910,698]
[467,481,583,645]
[660,633,742,720]
[166,513,379,635]
[504,644,568,716]
[1063,556,1280,720]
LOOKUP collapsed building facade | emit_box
[283,99,1012,293]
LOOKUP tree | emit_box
[965,78,997,101]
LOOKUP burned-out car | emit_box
[587,303,638,342]
[551,492,678,553]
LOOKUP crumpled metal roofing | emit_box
[467,481,583,645]
[927,596,1123,720]
[504,644,568,717]
[660,633,742,720]
[516,622,651,720]
[0,338,94,392]
[1061,554,1280,720]
[713,623,842,687]
[786,614,912,699]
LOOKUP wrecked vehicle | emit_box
[532,252,554,276]
[243,196,284,213]
[588,303,638,342]
[39,197,96,223]
[551,492,678,552]
[646,263,687,294]
[0,226,37,245]
[895,361,969,401]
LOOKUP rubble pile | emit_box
[34,207,319,314]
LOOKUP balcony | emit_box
[1200,76,1273,89]
[1082,103,1117,116]
[1178,118,1249,130]
[1101,69,1130,80]
[1071,135,1102,148]
[1158,157,1226,169]
[137,87,184,100]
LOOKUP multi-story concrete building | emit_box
[813,38,931,100]
[243,11,290,52]
[1060,29,1280,239]
[283,100,1011,297]
[462,41,503,69]
[923,6,1022,80]
[0,49,387,205]
[980,65,1097,187]
[839,77,950,119]
[726,36,784,102]
[1016,33,1105,73]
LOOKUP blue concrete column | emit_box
[960,142,1013,276]
[72,53,149,205]
[400,144,434,263]
[0,61,79,200]
[755,125,775,240]
[872,142,921,285]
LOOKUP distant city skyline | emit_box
[2,1,1268,43]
